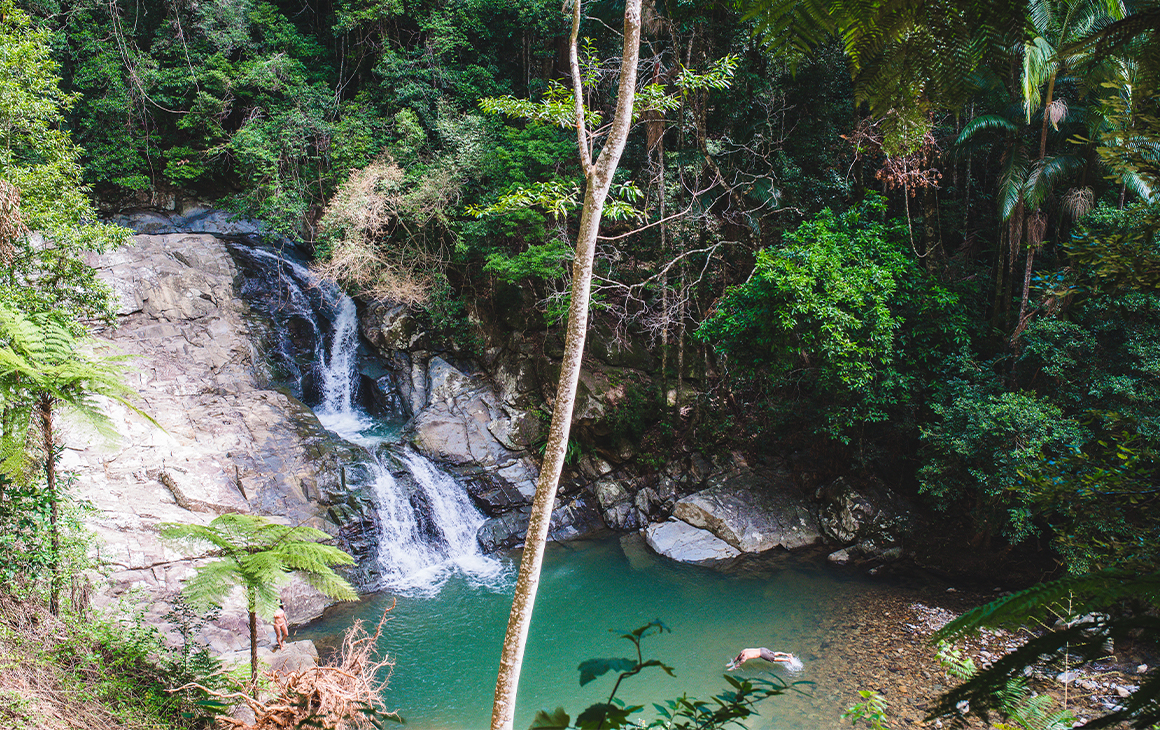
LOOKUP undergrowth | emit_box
[0,587,216,730]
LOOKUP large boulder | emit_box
[408,356,540,502]
[476,495,601,551]
[671,460,822,553]
[644,519,741,563]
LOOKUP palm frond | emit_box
[1023,36,1059,122]
[1023,153,1084,209]
[999,153,1030,220]
[957,114,1020,145]
[1120,169,1157,203]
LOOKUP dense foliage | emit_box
[6,0,1158,578]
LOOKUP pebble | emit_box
[1116,686,1131,698]
[1078,680,1097,691]
[1057,671,1078,684]
[1138,664,1149,674]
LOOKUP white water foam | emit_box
[354,450,504,594]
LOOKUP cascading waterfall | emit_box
[314,295,374,439]
[370,451,501,592]
[235,244,503,593]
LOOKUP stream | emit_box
[232,242,933,730]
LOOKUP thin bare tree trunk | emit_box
[490,3,643,729]
[40,394,59,616]
[249,608,258,687]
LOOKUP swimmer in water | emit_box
[726,648,800,671]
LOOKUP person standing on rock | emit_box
[273,601,290,650]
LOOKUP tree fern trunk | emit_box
[40,393,58,616]
[249,608,258,689]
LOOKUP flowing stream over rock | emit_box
[235,245,505,594]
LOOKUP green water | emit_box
[301,533,885,730]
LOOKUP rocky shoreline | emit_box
[801,580,1152,729]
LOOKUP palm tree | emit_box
[0,303,149,614]
[160,514,358,687]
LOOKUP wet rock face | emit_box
[109,206,264,237]
[67,232,375,651]
[409,356,542,501]
[475,495,601,551]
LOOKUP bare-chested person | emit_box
[726,648,795,670]
[273,602,290,650]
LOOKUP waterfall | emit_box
[314,294,374,440]
[369,450,502,593]
[232,243,504,594]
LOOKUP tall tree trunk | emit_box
[490,3,643,729]
[922,185,943,271]
[992,226,1007,329]
[40,393,59,616]
[1016,74,1057,329]
[963,104,973,245]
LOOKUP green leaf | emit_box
[575,703,637,730]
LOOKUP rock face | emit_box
[671,460,823,552]
[411,357,540,495]
[358,305,558,549]
[109,206,264,237]
[64,232,372,652]
[816,477,913,561]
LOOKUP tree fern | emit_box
[161,513,358,685]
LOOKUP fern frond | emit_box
[182,558,242,612]
[933,570,1160,644]
[160,522,239,553]
[299,568,359,602]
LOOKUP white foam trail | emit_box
[318,295,360,417]
[785,655,804,673]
